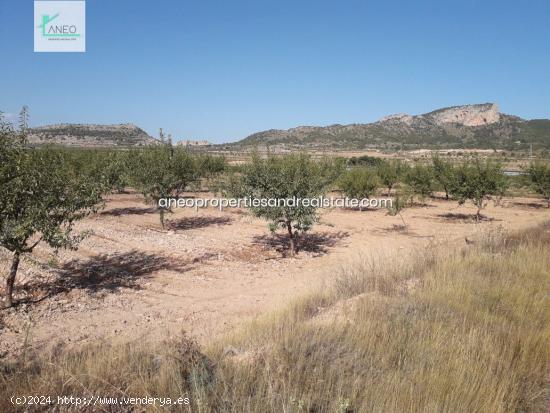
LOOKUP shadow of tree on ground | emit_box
[437,212,498,222]
[512,201,548,210]
[21,250,215,301]
[252,231,349,257]
[166,216,233,231]
[100,207,157,216]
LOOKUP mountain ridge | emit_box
[232,103,549,150]
[27,123,157,147]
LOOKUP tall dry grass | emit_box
[1,223,549,412]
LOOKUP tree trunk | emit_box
[5,251,20,307]
[286,220,295,256]
[444,187,449,200]
[398,212,406,228]
[159,208,165,229]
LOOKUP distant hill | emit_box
[27,123,157,147]
[231,103,550,150]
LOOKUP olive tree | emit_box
[229,154,332,256]
[525,161,550,208]
[1,120,103,307]
[449,159,507,220]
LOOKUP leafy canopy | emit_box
[338,167,380,200]
[230,153,334,234]
[405,163,434,202]
[525,161,550,207]
[0,141,104,254]
[449,159,507,217]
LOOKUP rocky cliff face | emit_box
[233,103,549,150]
[379,103,500,127]
[28,123,157,147]
[422,103,500,127]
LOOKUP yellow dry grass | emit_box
[1,223,549,412]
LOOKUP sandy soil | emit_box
[1,192,549,357]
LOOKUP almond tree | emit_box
[376,159,404,195]
[525,161,550,208]
[431,155,455,200]
[449,159,507,220]
[129,145,197,228]
[1,116,103,307]
[405,163,434,204]
[229,154,333,256]
[338,167,380,210]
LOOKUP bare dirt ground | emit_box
[1,192,549,358]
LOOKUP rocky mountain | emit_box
[233,103,550,150]
[27,123,157,147]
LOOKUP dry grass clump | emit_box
[1,223,549,412]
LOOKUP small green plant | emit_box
[47,255,60,269]
[388,187,411,228]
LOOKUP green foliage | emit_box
[76,150,131,193]
[431,155,456,199]
[525,161,550,207]
[324,157,347,185]
[18,105,29,132]
[347,155,383,167]
[128,146,198,228]
[1,116,104,306]
[405,163,434,203]
[195,154,226,177]
[229,153,332,255]
[99,151,131,193]
[449,159,507,219]
[193,154,227,193]
[376,159,406,193]
[338,167,380,202]
[1,149,103,252]
[387,187,412,228]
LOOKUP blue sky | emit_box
[1,0,549,143]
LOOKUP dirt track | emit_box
[1,192,549,357]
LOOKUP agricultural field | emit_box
[1,189,549,355]
[2,117,550,412]
[3,0,550,409]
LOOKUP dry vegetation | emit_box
[2,222,549,412]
